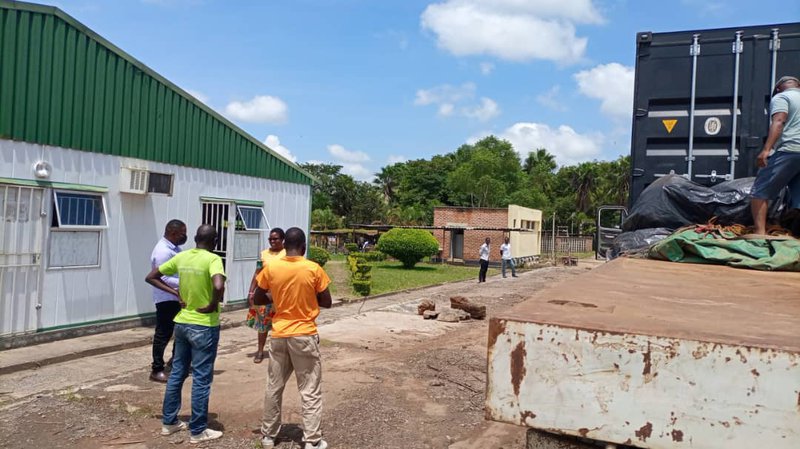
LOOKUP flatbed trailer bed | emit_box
[486,258,800,448]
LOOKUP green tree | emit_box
[446,136,522,207]
[311,208,343,230]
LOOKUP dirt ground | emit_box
[0,264,594,449]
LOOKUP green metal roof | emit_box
[0,0,313,185]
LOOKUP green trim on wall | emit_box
[200,196,264,207]
[0,176,108,192]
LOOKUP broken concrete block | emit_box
[437,308,471,323]
[423,310,439,320]
[450,296,486,320]
[417,299,436,315]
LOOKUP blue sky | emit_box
[52,0,798,180]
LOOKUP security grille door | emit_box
[0,185,45,335]
[201,202,230,268]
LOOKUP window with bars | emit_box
[235,205,270,231]
[51,191,108,228]
[49,191,107,269]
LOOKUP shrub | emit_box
[347,254,372,296]
[377,229,439,269]
[363,250,386,262]
[345,243,359,254]
[308,246,330,267]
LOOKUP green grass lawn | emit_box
[324,259,500,298]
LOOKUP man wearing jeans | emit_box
[751,76,800,234]
[499,237,518,278]
[149,219,187,383]
[146,224,226,444]
[254,227,332,449]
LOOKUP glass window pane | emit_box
[54,192,106,227]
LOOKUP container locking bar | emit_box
[728,31,743,179]
[687,34,700,179]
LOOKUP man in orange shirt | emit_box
[253,227,332,449]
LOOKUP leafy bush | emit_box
[347,254,372,296]
[308,246,330,267]
[363,250,386,262]
[352,280,371,296]
[345,243,359,254]
[377,229,439,269]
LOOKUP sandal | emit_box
[254,351,264,364]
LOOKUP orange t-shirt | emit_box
[256,255,331,338]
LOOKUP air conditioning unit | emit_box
[119,167,149,194]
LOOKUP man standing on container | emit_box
[499,236,518,278]
[751,76,800,235]
[478,237,490,283]
[255,227,332,449]
[149,219,187,383]
[146,224,226,444]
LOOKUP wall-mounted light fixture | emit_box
[33,160,52,179]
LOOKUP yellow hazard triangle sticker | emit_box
[662,119,677,133]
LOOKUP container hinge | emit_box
[685,155,696,162]
[632,168,645,177]
[727,155,739,162]
[732,40,743,54]
[690,41,700,56]
[635,108,648,118]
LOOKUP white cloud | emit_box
[263,135,296,163]
[328,144,370,163]
[574,63,634,121]
[421,0,603,64]
[494,122,603,166]
[480,62,495,75]
[438,103,455,117]
[415,83,499,121]
[387,155,407,164]
[414,83,476,106]
[185,89,209,104]
[224,95,288,124]
[536,85,567,112]
[340,163,373,180]
[463,97,500,121]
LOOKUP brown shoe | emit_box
[149,371,169,383]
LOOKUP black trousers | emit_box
[478,260,489,282]
[152,300,181,372]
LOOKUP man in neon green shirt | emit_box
[146,224,226,444]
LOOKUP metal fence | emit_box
[540,233,594,254]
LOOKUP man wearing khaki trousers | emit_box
[253,227,333,449]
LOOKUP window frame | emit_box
[147,171,175,196]
[47,229,103,270]
[52,190,109,230]
[233,230,261,261]
[235,205,270,231]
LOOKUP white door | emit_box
[0,185,45,336]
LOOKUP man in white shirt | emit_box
[478,237,490,283]
[149,219,187,383]
[499,237,518,278]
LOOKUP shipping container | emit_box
[630,23,800,205]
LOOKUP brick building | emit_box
[433,205,542,263]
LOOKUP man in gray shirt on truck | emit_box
[751,75,800,235]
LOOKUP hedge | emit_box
[377,228,439,269]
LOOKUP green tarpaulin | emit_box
[649,229,800,271]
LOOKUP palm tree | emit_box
[374,165,402,204]
[523,148,557,175]
[570,162,596,214]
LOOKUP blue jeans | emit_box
[752,150,800,208]
[162,323,220,435]
[501,259,516,277]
